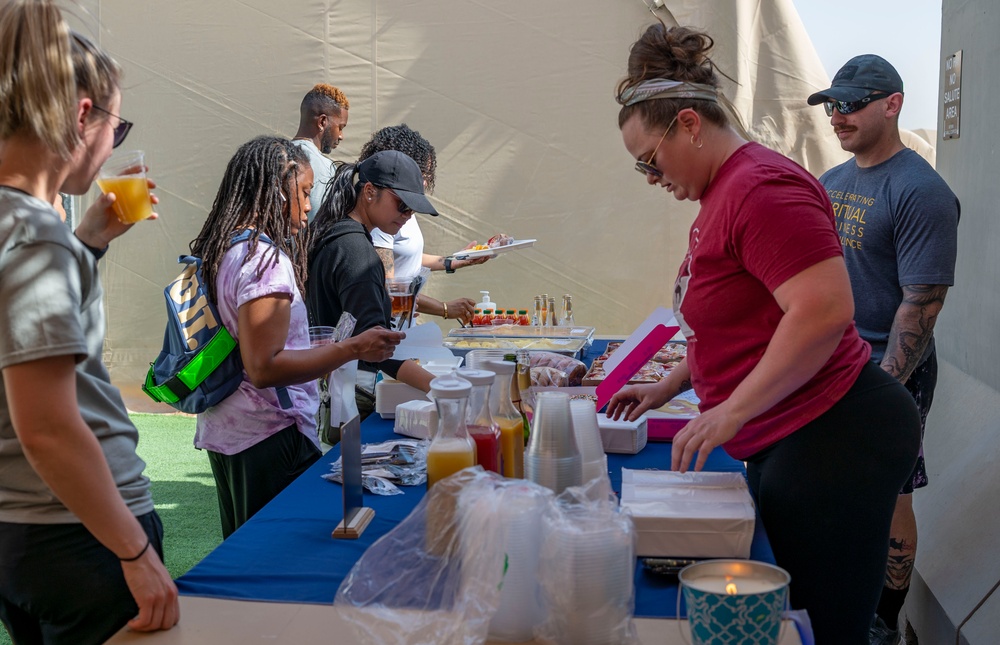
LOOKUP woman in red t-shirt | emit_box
[606,24,920,645]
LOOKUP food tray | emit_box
[443,336,588,360]
[447,325,595,341]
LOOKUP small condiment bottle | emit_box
[505,309,517,323]
[426,374,476,489]
[518,309,530,326]
[457,368,502,475]
[532,297,542,326]
[547,297,557,326]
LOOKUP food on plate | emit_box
[445,338,584,353]
[597,341,687,366]
[487,233,514,248]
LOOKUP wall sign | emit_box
[943,50,962,140]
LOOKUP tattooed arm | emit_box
[880,284,949,384]
[375,247,395,280]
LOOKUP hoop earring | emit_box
[690,135,703,150]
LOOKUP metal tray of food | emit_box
[446,324,595,341]
[443,336,589,359]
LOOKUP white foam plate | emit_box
[453,238,536,259]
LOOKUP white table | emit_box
[107,595,804,644]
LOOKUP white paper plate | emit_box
[453,238,536,259]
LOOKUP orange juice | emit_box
[390,292,415,317]
[497,416,525,478]
[96,176,153,223]
[426,438,476,488]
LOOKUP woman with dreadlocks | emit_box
[306,150,438,422]
[190,136,403,538]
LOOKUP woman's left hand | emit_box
[75,177,158,249]
[670,402,745,473]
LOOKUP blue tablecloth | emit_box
[175,340,775,619]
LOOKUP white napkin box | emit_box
[597,414,648,454]
[393,400,438,440]
[375,380,430,419]
[620,469,755,558]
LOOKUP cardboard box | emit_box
[621,469,755,558]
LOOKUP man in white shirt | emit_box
[292,84,349,219]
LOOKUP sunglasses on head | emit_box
[823,92,890,117]
[634,115,679,178]
[91,105,134,148]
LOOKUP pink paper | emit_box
[596,323,680,410]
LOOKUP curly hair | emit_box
[357,123,437,194]
[190,136,312,304]
[616,25,729,132]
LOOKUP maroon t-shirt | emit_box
[673,142,870,460]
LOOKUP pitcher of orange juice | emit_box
[484,358,524,478]
[426,374,477,489]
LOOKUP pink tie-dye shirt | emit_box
[194,241,319,455]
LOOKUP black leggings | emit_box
[745,362,920,645]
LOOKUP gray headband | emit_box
[616,79,719,106]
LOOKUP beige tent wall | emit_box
[64,0,847,410]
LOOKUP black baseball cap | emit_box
[357,150,438,216]
[807,54,904,105]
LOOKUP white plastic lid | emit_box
[456,367,496,386]
[482,359,515,375]
[429,373,472,398]
[479,290,495,306]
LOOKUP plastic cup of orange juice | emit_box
[96,150,153,224]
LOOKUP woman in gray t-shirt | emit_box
[0,3,178,641]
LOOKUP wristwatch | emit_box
[444,256,456,274]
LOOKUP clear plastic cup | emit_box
[527,391,579,457]
[308,325,336,347]
[96,150,153,223]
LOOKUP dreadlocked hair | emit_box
[358,123,437,193]
[190,135,312,304]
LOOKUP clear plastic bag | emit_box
[334,469,638,645]
[535,476,640,645]
[336,468,552,645]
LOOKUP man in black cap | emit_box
[809,54,960,645]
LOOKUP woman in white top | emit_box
[362,124,490,325]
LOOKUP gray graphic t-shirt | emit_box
[820,148,959,363]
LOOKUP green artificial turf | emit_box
[0,413,221,644]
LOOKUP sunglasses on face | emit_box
[823,92,890,117]
[634,115,678,178]
[382,188,413,215]
[91,105,134,148]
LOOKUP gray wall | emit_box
[908,1,1000,642]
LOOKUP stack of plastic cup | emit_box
[465,348,508,370]
[487,489,547,641]
[539,512,635,644]
[569,399,609,485]
[525,392,582,494]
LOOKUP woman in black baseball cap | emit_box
[306,151,437,427]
